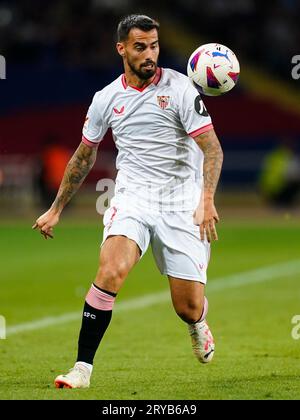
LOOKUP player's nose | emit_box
[146,48,157,60]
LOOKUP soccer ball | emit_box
[187,43,240,96]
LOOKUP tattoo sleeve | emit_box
[51,142,98,213]
[194,129,223,198]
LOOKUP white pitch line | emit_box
[6,291,171,336]
[208,259,300,292]
[6,259,300,337]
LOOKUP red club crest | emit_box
[157,96,170,110]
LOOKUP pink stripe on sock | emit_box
[86,285,115,311]
[200,296,209,322]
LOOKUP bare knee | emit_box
[175,301,203,324]
[95,260,129,292]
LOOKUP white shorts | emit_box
[102,205,210,284]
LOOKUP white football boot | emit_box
[188,320,215,363]
[54,363,91,389]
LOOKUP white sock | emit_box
[75,361,93,374]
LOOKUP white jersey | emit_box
[82,68,213,211]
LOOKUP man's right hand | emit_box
[32,208,60,240]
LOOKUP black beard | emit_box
[128,60,157,80]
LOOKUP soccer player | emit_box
[33,15,223,389]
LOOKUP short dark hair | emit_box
[117,14,160,42]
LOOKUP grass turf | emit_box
[0,217,300,400]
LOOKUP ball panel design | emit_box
[187,43,240,96]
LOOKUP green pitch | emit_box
[1,216,300,400]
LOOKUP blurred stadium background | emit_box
[1,0,300,400]
[1,0,300,214]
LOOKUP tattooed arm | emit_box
[33,142,98,239]
[193,128,223,242]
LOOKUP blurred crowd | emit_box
[0,0,121,69]
[259,138,300,208]
[174,0,300,79]
[0,0,299,209]
[0,0,299,79]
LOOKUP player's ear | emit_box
[116,43,125,57]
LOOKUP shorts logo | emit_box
[113,105,125,115]
[199,263,205,270]
[157,96,170,110]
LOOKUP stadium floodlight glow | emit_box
[0,55,6,79]
[0,316,6,339]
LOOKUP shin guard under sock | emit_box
[77,284,116,365]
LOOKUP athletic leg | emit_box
[55,235,140,388]
[76,235,140,361]
[168,276,214,363]
[168,276,205,323]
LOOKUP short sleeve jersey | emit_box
[82,68,213,211]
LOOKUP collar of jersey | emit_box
[121,67,162,92]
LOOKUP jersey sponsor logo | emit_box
[157,96,170,110]
[113,105,125,115]
[194,95,209,117]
